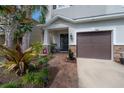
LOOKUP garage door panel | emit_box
[77,31,111,60]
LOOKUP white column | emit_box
[69,27,76,45]
[43,29,49,45]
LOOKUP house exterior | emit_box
[1,5,124,62]
[40,5,124,62]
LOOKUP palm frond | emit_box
[0,5,16,15]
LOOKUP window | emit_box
[53,5,71,9]
[53,5,57,9]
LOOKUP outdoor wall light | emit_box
[70,33,73,41]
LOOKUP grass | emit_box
[0,81,21,88]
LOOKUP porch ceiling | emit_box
[48,27,68,32]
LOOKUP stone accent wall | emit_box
[69,45,76,57]
[114,45,124,63]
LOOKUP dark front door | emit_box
[60,34,68,51]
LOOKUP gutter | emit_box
[37,13,124,27]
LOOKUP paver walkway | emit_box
[48,53,78,88]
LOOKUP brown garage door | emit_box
[77,31,111,59]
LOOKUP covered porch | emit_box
[43,28,69,52]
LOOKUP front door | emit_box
[60,34,68,51]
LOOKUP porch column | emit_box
[43,29,50,46]
[69,28,76,57]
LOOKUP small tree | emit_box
[0,6,16,48]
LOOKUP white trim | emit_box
[55,5,70,9]
[113,43,124,45]
[111,30,114,61]
[74,26,116,45]
[37,13,124,27]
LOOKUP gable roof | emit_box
[37,12,124,27]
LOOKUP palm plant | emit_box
[0,42,43,76]
[0,6,16,15]
[0,5,48,76]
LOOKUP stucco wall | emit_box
[53,5,106,19]
[53,5,124,19]
[46,18,124,46]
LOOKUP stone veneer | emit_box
[69,45,124,63]
[44,45,124,63]
[114,45,124,63]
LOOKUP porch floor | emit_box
[48,53,78,88]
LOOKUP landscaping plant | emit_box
[0,42,43,76]
[21,68,48,87]
[50,43,57,54]
[68,49,75,60]
[0,81,21,88]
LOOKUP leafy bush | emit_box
[27,63,37,73]
[0,81,20,88]
[68,49,74,60]
[38,56,49,65]
[31,42,43,54]
[21,68,48,86]
[50,43,57,54]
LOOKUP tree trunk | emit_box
[21,31,31,52]
[4,15,16,49]
[21,6,32,52]
[5,29,13,48]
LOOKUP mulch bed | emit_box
[48,53,78,88]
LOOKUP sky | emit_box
[32,10,41,22]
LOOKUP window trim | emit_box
[55,5,71,9]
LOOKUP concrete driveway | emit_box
[77,58,124,88]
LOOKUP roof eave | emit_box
[37,13,124,28]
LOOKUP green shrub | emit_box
[0,82,20,88]
[27,63,37,72]
[31,41,43,53]
[68,49,74,60]
[21,72,35,85]
[38,56,49,65]
[50,43,57,54]
[21,68,48,86]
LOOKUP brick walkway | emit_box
[48,53,78,88]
